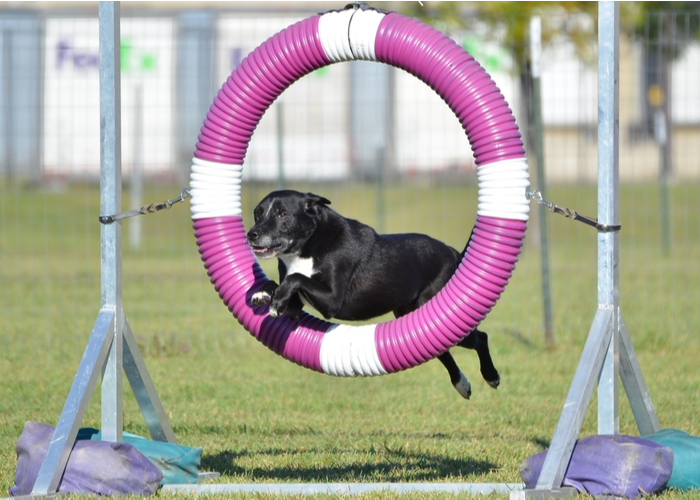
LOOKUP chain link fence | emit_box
[1,3,699,360]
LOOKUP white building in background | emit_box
[1,5,697,183]
[216,14,352,181]
[39,11,521,182]
[43,17,174,179]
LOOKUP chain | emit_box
[99,188,191,225]
[527,190,621,232]
[99,187,618,232]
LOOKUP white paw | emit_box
[454,372,472,400]
[268,305,280,318]
[251,291,272,306]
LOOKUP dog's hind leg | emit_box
[436,352,472,399]
[395,307,472,400]
[457,329,500,389]
[395,288,477,400]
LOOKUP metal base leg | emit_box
[510,487,579,500]
[30,309,177,495]
[124,319,177,442]
[511,309,660,499]
[619,314,661,435]
[533,308,615,492]
[31,310,116,495]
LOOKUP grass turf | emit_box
[2,180,700,498]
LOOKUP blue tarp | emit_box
[77,428,202,485]
[644,428,700,491]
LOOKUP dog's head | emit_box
[247,190,331,260]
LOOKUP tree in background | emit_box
[398,1,700,338]
[400,1,700,173]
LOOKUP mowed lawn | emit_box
[2,181,700,499]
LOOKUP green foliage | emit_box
[400,2,597,70]
[634,2,700,59]
[400,1,700,70]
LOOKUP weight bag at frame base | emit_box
[10,421,162,496]
[520,434,673,498]
[77,427,202,486]
[644,428,700,491]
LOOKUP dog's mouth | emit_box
[249,244,281,259]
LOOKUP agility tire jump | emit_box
[190,6,530,378]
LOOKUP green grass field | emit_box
[2,180,700,499]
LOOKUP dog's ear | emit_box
[304,193,331,215]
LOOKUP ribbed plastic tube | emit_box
[191,8,529,377]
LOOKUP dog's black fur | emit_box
[246,190,500,399]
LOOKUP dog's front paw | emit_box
[269,298,292,320]
[269,296,285,318]
[251,281,278,308]
[481,364,500,389]
[251,290,272,307]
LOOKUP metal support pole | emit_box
[276,99,285,190]
[529,16,555,346]
[99,0,125,443]
[512,3,660,498]
[596,0,621,436]
[30,3,178,495]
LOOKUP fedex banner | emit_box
[43,18,173,178]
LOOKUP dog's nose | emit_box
[247,230,258,242]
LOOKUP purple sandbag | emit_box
[10,421,163,496]
[520,434,673,498]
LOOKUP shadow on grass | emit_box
[176,423,501,442]
[509,329,536,349]
[202,446,497,482]
[528,435,551,452]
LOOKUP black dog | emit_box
[246,190,500,399]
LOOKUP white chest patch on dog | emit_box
[280,255,316,278]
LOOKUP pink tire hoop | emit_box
[190,5,530,377]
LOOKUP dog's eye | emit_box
[253,208,262,221]
[277,211,287,219]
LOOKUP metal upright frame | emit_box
[513,3,661,498]
[18,2,662,499]
[29,3,176,496]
